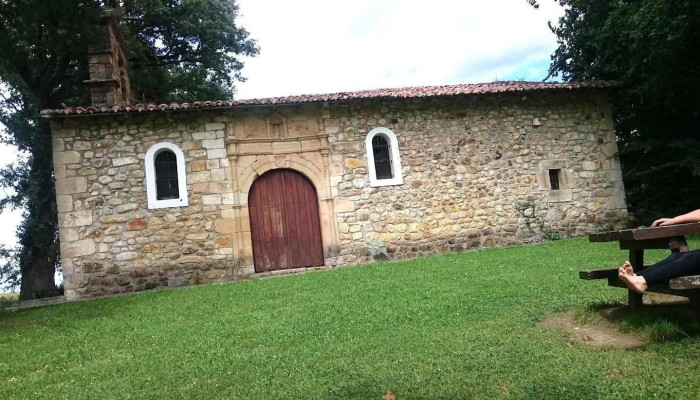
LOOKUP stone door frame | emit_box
[221,132,344,275]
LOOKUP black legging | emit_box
[638,250,700,286]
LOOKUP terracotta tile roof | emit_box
[40,80,619,117]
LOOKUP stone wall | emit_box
[327,90,627,263]
[52,116,237,299]
[50,89,627,299]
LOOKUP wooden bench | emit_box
[580,223,700,317]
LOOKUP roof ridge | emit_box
[40,80,620,117]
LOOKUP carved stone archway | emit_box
[218,130,346,275]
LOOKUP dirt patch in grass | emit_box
[540,294,697,348]
[539,309,648,349]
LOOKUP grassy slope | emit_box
[1,238,699,399]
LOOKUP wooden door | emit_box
[248,169,325,273]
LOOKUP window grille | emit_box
[372,135,393,180]
[549,169,561,190]
[154,150,179,200]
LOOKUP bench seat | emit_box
[669,274,700,290]
[580,269,700,291]
[579,268,618,280]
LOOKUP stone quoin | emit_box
[41,9,627,300]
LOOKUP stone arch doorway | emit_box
[248,169,325,273]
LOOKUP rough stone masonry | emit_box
[40,8,627,300]
[45,87,628,300]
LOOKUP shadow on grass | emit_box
[584,299,625,312]
[615,305,700,342]
[581,300,700,343]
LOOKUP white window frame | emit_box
[145,142,188,209]
[365,127,403,187]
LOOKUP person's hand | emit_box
[651,218,674,227]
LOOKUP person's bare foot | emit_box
[618,261,634,276]
[618,271,648,294]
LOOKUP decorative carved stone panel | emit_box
[266,113,288,139]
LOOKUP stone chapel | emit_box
[41,10,628,300]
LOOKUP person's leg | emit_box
[638,250,700,286]
[633,251,684,275]
[619,251,682,276]
[619,250,700,293]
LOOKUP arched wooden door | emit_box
[248,169,325,273]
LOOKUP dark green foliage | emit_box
[111,0,259,101]
[0,0,258,298]
[531,0,700,224]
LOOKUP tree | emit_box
[0,0,258,299]
[530,0,700,224]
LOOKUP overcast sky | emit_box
[234,0,564,99]
[0,0,564,263]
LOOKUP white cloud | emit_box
[234,0,564,99]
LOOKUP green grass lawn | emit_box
[2,237,700,399]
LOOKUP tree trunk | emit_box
[18,123,60,301]
[19,246,57,300]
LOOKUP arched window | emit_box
[365,127,403,187]
[154,151,179,199]
[145,142,188,209]
[372,135,393,179]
